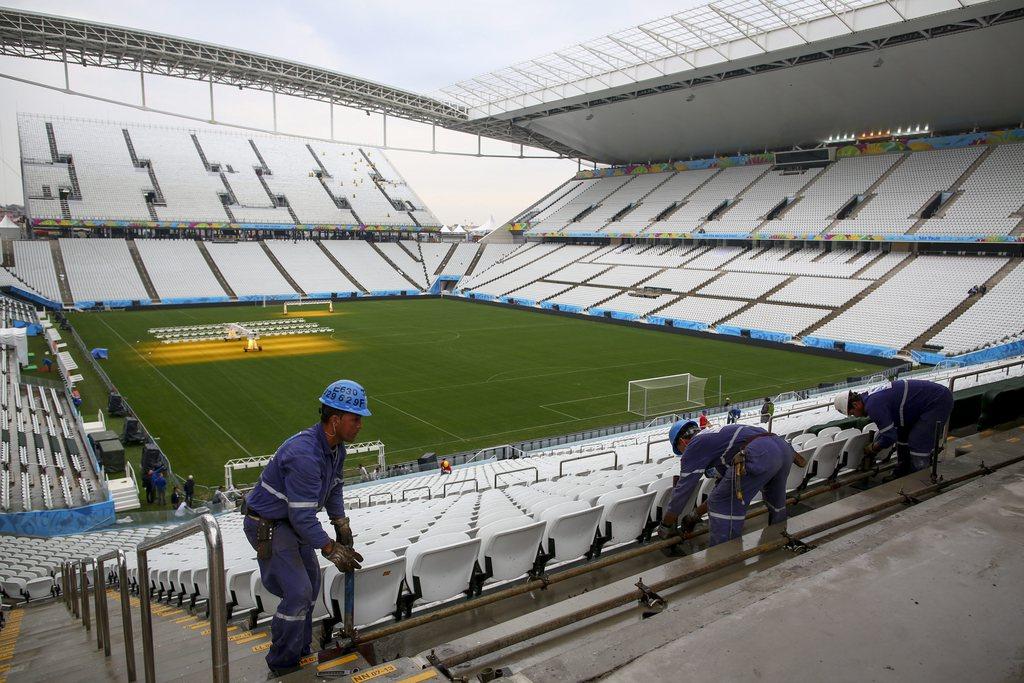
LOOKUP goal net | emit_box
[283,299,334,314]
[627,373,710,417]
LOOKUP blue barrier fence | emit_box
[912,339,1024,366]
[0,498,116,537]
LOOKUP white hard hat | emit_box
[833,392,850,415]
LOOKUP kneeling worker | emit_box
[834,379,954,477]
[243,380,370,675]
[659,420,801,546]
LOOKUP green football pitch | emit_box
[69,298,886,487]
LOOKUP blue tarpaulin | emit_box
[91,348,109,360]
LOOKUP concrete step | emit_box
[258,242,305,297]
[125,240,160,303]
[315,241,367,294]
[194,241,237,300]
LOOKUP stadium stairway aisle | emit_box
[1,587,308,682]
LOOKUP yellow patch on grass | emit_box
[140,335,346,366]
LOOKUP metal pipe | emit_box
[93,559,105,650]
[62,564,70,610]
[443,479,479,497]
[70,562,79,617]
[400,485,432,501]
[136,514,228,683]
[80,561,91,630]
[117,550,138,682]
[349,465,887,646]
[436,454,1024,669]
[494,466,539,490]
[558,450,617,478]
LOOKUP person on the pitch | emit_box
[658,420,801,547]
[834,379,954,476]
[243,380,369,675]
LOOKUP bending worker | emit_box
[834,379,954,477]
[243,380,370,676]
[659,420,802,546]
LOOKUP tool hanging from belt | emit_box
[247,512,277,560]
[732,433,775,501]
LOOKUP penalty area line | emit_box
[94,316,254,457]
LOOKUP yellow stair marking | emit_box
[174,616,197,624]
[316,653,359,672]
[398,671,438,683]
[252,641,272,653]
[234,632,268,645]
[189,621,211,630]
[351,664,397,682]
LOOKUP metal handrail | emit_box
[945,357,1024,392]
[368,492,394,506]
[136,514,228,683]
[558,449,617,478]
[645,435,668,464]
[400,485,432,501]
[80,560,90,631]
[93,549,137,680]
[442,478,479,497]
[493,466,539,490]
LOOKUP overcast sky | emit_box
[0,0,701,225]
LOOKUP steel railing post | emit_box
[80,561,90,630]
[70,562,79,617]
[93,558,104,650]
[202,517,229,683]
[136,549,154,683]
[117,551,137,682]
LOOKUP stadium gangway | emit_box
[60,521,226,683]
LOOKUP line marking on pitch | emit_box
[373,397,466,442]
[94,316,254,457]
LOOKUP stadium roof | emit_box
[0,6,582,158]
[443,0,1024,163]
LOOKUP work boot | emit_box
[267,664,301,679]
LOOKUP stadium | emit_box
[0,1,1022,681]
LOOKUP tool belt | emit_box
[732,433,776,501]
[245,510,278,561]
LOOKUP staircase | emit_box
[948,146,993,193]
[316,241,367,293]
[359,149,404,213]
[695,166,771,230]
[799,252,917,337]
[905,257,1023,351]
[433,243,457,275]
[48,240,73,305]
[463,244,486,276]
[820,153,910,234]
[106,475,141,511]
[195,240,237,300]
[408,242,432,284]
[125,240,161,303]
[1,239,13,267]
[369,242,422,290]
[259,242,305,296]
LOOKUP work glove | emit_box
[657,522,685,557]
[331,517,354,547]
[322,541,363,572]
[680,513,700,534]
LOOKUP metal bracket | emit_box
[635,579,666,618]
[781,532,816,554]
[897,488,922,506]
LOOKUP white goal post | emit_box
[627,373,715,417]
[283,299,334,314]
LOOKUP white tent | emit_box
[0,215,19,239]
[0,328,28,366]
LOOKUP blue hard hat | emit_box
[668,419,700,455]
[320,380,371,417]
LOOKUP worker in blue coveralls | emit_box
[243,380,370,676]
[657,420,803,547]
[834,379,954,477]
